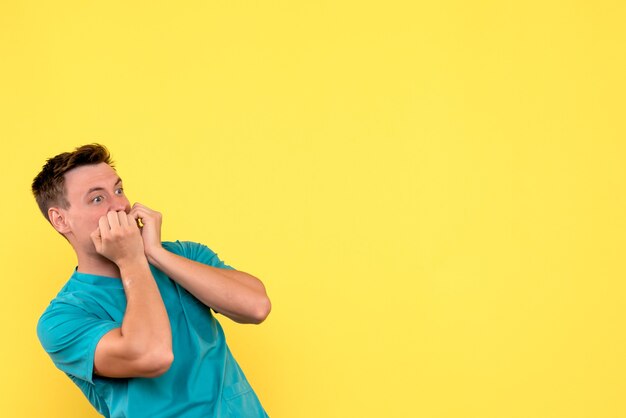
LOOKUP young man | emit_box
[33,144,271,418]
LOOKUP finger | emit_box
[117,210,129,227]
[129,207,141,219]
[131,202,145,214]
[125,212,140,230]
[98,216,110,238]
[132,202,154,215]
[90,227,101,241]
[129,208,144,227]
[130,207,151,224]
[107,211,120,229]
[129,205,145,219]
[90,228,102,249]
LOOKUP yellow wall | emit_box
[1,1,625,417]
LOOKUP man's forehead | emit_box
[64,163,121,191]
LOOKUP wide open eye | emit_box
[92,195,104,204]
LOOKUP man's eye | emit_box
[115,188,124,195]
[92,196,103,203]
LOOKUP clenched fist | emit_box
[129,202,163,260]
[90,210,145,267]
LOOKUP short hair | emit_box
[32,143,115,221]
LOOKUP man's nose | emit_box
[111,197,131,213]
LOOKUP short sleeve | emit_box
[37,298,120,384]
[164,241,238,315]
[168,240,237,270]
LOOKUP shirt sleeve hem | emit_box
[83,323,122,385]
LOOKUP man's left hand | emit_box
[129,202,163,261]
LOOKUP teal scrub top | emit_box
[37,240,269,418]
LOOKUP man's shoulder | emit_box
[37,288,91,347]
[39,283,93,319]
[161,240,235,271]
[40,276,80,312]
[162,240,218,260]
[162,239,204,250]
[38,272,113,320]
[37,272,122,349]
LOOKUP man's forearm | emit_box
[147,247,271,324]
[217,268,268,293]
[91,209,173,378]
[118,259,172,357]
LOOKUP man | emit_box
[33,144,271,418]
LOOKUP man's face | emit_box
[58,162,131,252]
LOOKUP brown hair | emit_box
[32,143,115,221]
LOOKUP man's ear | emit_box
[48,207,71,234]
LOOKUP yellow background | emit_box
[1,1,625,417]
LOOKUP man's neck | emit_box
[75,252,122,279]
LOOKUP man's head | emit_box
[32,144,131,251]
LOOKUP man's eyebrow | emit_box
[84,177,123,196]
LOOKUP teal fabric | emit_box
[37,240,269,418]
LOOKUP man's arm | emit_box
[130,203,271,325]
[92,211,173,378]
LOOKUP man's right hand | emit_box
[91,210,173,378]
[90,210,146,267]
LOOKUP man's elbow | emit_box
[137,349,174,377]
[250,296,271,324]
